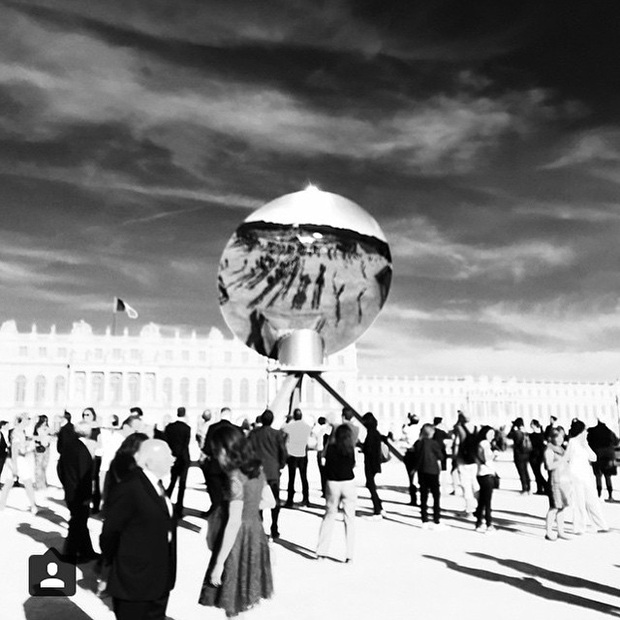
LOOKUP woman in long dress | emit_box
[199,424,273,619]
[33,415,52,490]
[0,413,38,513]
[566,419,608,534]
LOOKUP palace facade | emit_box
[1,320,618,435]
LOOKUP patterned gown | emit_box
[199,469,273,616]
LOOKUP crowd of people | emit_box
[0,404,617,619]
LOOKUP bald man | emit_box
[100,440,177,620]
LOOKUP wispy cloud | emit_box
[544,129,620,169]
[0,7,569,176]
[387,216,574,281]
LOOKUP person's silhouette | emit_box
[39,562,65,589]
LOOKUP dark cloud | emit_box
[1,0,619,379]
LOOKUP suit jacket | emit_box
[249,425,288,481]
[164,420,191,463]
[57,437,93,505]
[100,469,177,601]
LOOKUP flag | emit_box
[114,297,139,319]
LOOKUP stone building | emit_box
[1,319,618,436]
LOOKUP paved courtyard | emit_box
[1,452,619,620]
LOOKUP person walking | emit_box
[0,413,38,513]
[99,439,177,620]
[282,408,312,508]
[411,423,444,529]
[57,421,98,562]
[361,412,384,519]
[543,426,571,540]
[587,418,618,502]
[33,414,52,490]
[82,408,103,514]
[474,426,498,534]
[316,423,356,563]
[248,409,288,539]
[566,419,609,534]
[508,417,532,494]
[199,424,273,618]
[310,416,331,497]
[528,419,547,495]
[452,411,478,516]
[164,407,191,518]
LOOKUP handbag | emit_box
[492,473,500,489]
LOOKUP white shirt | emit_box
[283,420,312,457]
[142,468,173,521]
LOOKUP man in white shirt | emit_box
[282,408,312,507]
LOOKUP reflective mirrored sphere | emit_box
[218,187,392,360]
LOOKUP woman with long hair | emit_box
[0,413,38,513]
[316,422,356,562]
[474,425,497,533]
[102,431,149,510]
[33,414,52,490]
[361,411,384,519]
[199,424,273,619]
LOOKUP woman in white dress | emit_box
[566,419,608,534]
[0,413,38,513]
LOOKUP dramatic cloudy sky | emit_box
[1,0,620,381]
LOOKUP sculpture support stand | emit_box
[268,369,403,462]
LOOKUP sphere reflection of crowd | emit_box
[0,404,617,619]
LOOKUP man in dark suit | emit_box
[249,409,288,539]
[164,407,191,518]
[100,439,176,620]
[201,407,235,514]
[57,421,97,562]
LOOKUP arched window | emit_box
[15,375,26,404]
[34,375,46,404]
[128,373,140,404]
[110,373,122,404]
[144,373,156,403]
[54,376,66,404]
[240,378,249,403]
[163,378,173,406]
[337,380,346,397]
[197,378,207,405]
[256,379,266,405]
[91,373,104,403]
[180,378,190,405]
[75,372,86,400]
[223,378,232,404]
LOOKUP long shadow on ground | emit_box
[423,554,620,617]
[24,596,95,620]
[470,552,620,598]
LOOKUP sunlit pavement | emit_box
[2,452,619,620]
